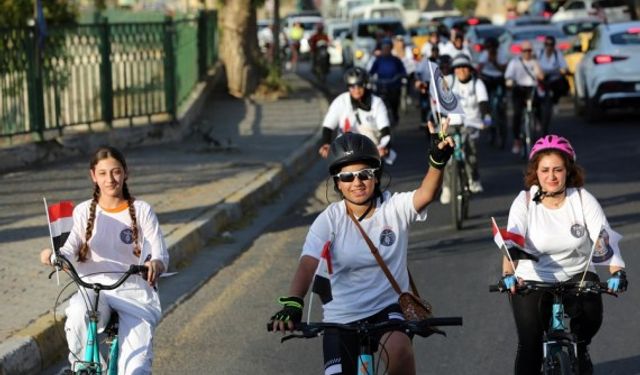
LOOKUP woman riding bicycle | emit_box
[40,146,169,375]
[270,128,454,375]
[497,135,628,375]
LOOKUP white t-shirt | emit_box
[60,199,169,284]
[477,50,508,78]
[301,190,428,323]
[446,75,488,129]
[322,92,390,145]
[505,57,543,87]
[441,44,472,60]
[507,186,625,282]
[420,40,452,59]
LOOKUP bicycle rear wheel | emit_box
[451,161,465,230]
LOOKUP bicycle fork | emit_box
[357,338,374,375]
[542,297,578,373]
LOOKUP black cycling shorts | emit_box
[322,303,407,375]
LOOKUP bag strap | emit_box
[519,57,537,82]
[345,202,421,297]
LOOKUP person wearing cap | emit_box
[497,134,628,375]
[270,123,455,375]
[318,67,392,160]
[369,37,407,126]
[504,40,545,155]
[439,53,490,204]
[477,36,508,148]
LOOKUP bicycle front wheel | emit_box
[522,111,534,159]
[451,161,465,230]
[544,348,575,375]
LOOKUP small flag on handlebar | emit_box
[311,240,333,304]
[46,200,74,253]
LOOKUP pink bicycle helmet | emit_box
[529,134,576,161]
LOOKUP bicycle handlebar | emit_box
[489,280,615,296]
[267,317,462,342]
[50,254,148,292]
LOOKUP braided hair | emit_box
[78,146,140,262]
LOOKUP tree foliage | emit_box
[453,0,477,16]
[0,0,77,28]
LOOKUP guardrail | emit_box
[0,10,218,139]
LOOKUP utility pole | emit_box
[272,0,281,72]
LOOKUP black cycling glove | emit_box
[428,132,453,170]
[270,296,304,325]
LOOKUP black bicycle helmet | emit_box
[343,67,369,87]
[328,133,381,175]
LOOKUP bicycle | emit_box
[268,317,462,374]
[449,124,472,230]
[487,83,507,150]
[520,86,538,159]
[49,254,148,375]
[490,280,614,375]
[370,74,406,126]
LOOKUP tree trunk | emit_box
[220,0,261,98]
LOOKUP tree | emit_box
[0,0,77,27]
[219,0,263,97]
[453,0,477,16]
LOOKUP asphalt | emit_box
[0,70,327,375]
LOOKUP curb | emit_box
[0,76,327,375]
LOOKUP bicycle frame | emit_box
[450,125,470,230]
[521,87,537,158]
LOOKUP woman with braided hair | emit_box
[40,146,168,374]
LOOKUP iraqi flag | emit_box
[491,217,539,262]
[311,240,333,304]
[46,199,74,253]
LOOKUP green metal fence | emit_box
[0,10,218,139]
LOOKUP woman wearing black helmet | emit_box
[270,122,455,375]
[318,67,392,161]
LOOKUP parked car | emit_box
[348,18,408,68]
[552,0,632,23]
[574,22,640,118]
[440,16,492,36]
[465,24,507,60]
[527,0,555,19]
[498,24,572,61]
[408,22,440,52]
[418,9,462,24]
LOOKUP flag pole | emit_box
[578,225,601,288]
[491,217,517,273]
[42,197,60,285]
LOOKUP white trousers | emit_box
[65,279,161,375]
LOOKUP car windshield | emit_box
[610,29,640,45]
[562,21,600,35]
[593,0,628,8]
[332,27,349,38]
[513,28,565,41]
[357,22,406,38]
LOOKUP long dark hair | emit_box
[78,146,141,262]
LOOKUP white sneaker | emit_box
[470,180,484,193]
[440,186,451,204]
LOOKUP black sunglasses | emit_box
[334,168,378,183]
[347,84,365,89]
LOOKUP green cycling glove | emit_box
[270,296,304,325]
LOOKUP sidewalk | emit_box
[0,72,327,375]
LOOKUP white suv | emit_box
[552,0,632,24]
[574,22,640,118]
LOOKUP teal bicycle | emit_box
[491,280,613,375]
[50,254,147,375]
[268,317,462,374]
[449,124,472,230]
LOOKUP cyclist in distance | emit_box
[477,37,508,148]
[504,40,544,155]
[369,37,407,126]
[40,146,169,375]
[536,35,569,135]
[319,67,392,160]
[270,128,454,375]
[497,135,628,375]
[309,23,330,76]
[420,31,451,60]
[439,54,490,204]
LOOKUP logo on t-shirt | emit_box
[379,228,396,247]
[120,228,134,244]
[570,224,585,238]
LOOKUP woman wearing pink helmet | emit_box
[496,134,628,374]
